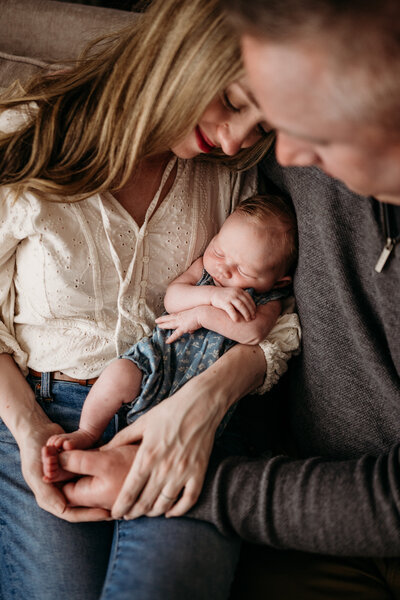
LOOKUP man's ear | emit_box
[273,275,292,289]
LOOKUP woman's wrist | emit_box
[0,353,51,441]
[194,343,265,417]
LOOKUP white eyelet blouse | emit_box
[0,108,300,392]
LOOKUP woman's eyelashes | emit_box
[222,91,270,138]
[222,91,240,113]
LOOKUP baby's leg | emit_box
[42,359,143,481]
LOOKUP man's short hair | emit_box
[223,0,400,131]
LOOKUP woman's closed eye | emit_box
[222,91,240,113]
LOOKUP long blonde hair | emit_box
[0,0,273,201]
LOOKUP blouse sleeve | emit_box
[256,297,301,394]
[0,188,32,371]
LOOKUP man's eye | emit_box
[214,248,223,258]
[223,91,240,113]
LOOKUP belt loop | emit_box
[39,372,53,402]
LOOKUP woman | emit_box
[0,0,299,598]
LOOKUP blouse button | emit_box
[139,298,145,304]
[142,256,149,263]
[140,280,147,287]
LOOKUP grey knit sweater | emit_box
[189,157,400,556]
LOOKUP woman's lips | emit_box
[195,126,216,153]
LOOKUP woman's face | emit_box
[171,77,270,159]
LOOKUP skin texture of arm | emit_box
[163,257,256,321]
[187,447,400,556]
[60,342,267,519]
[0,353,110,522]
[157,300,281,344]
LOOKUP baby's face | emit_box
[203,212,289,293]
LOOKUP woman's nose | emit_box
[218,122,260,156]
[275,132,319,167]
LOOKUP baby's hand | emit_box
[210,287,256,321]
[155,308,202,343]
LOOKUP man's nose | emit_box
[275,132,318,167]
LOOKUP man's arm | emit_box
[187,446,400,556]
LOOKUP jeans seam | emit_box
[100,519,122,599]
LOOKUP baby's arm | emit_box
[157,300,282,345]
[164,258,256,321]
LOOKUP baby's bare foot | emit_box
[47,429,97,451]
[41,445,76,482]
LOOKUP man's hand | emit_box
[60,445,138,511]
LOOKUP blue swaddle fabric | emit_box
[123,270,292,432]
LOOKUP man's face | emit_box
[242,35,400,203]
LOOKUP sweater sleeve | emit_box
[188,445,400,556]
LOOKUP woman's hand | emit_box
[101,375,225,521]
[18,420,111,522]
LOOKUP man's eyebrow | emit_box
[238,82,261,109]
[277,125,330,145]
[247,89,261,109]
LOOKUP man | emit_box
[188,1,400,597]
[60,1,399,597]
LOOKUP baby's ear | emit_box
[273,275,292,289]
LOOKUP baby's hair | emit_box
[235,194,298,274]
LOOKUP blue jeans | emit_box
[0,375,240,600]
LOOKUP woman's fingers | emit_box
[165,478,201,517]
[145,487,181,517]
[110,463,146,519]
[101,420,143,450]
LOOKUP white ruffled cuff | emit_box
[255,299,301,395]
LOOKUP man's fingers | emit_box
[63,475,106,508]
[59,503,111,523]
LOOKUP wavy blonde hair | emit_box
[0,0,273,201]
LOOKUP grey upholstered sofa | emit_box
[0,0,136,91]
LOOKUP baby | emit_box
[42,193,297,481]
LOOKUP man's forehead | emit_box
[240,34,365,138]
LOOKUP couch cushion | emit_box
[0,0,136,89]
